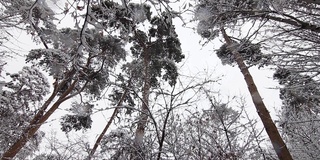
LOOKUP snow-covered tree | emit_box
[87,1,185,158]
[1,0,130,157]
[162,93,269,160]
[32,132,91,160]
[6,0,320,159]
[96,75,214,159]
[194,0,294,159]
[194,0,320,90]
[274,68,320,159]
[0,66,49,159]
[194,0,320,158]
[126,11,184,159]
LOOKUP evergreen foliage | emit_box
[274,68,320,159]
[216,39,270,67]
[0,67,48,158]
[2,0,320,159]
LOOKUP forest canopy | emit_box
[1,0,320,159]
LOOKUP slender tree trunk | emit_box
[1,80,77,160]
[87,85,130,160]
[133,51,151,159]
[156,107,172,160]
[220,28,293,160]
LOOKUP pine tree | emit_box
[194,0,293,159]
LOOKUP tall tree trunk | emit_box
[87,83,131,160]
[133,51,151,159]
[220,28,293,160]
[1,80,77,160]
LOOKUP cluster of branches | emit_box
[2,0,320,159]
[194,0,320,159]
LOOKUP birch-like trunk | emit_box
[220,28,293,160]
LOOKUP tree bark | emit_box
[133,49,151,159]
[1,80,78,160]
[220,28,293,160]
